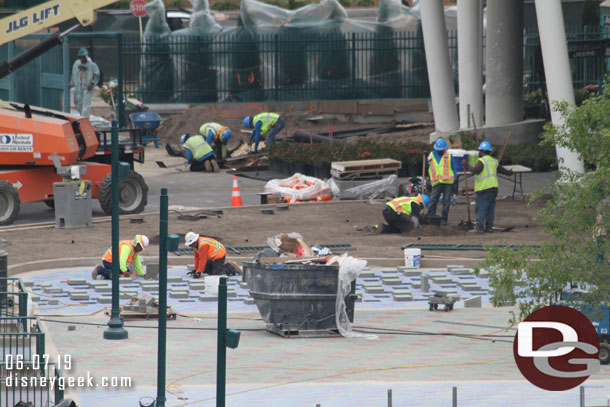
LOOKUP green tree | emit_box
[480,83,610,322]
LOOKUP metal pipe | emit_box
[156,188,169,407]
[217,276,228,407]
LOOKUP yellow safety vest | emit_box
[386,196,420,215]
[200,122,228,141]
[428,152,455,186]
[254,112,279,135]
[183,135,213,161]
[474,155,499,192]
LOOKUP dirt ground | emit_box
[3,197,546,269]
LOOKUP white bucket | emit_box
[404,248,421,268]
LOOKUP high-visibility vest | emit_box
[428,152,455,186]
[196,237,226,261]
[254,112,279,135]
[200,122,229,142]
[474,155,499,192]
[103,240,135,263]
[386,196,420,215]
[183,135,213,161]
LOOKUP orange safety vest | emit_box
[103,240,136,263]
[386,196,421,215]
[428,152,455,186]
[196,237,226,261]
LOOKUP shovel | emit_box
[459,170,475,230]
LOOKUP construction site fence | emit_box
[0,278,28,319]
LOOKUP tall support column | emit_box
[534,0,585,173]
[485,0,524,126]
[420,0,459,134]
[458,0,483,128]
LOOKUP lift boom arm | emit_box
[0,0,119,46]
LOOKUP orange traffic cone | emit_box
[231,176,243,207]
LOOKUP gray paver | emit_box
[95,286,112,293]
[146,263,159,280]
[199,295,218,302]
[97,297,112,304]
[68,279,88,286]
[170,291,190,299]
[464,296,482,308]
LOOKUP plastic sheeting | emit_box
[140,0,173,102]
[329,174,399,200]
[264,173,332,203]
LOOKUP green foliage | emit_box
[354,0,375,6]
[211,1,241,10]
[500,143,557,172]
[481,82,610,322]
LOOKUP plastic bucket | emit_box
[404,248,421,268]
[428,215,442,227]
[448,149,466,173]
[467,151,479,167]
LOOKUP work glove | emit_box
[411,215,421,229]
[88,82,94,90]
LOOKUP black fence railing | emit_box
[0,278,28,319]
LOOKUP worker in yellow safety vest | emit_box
[181,133,219,172]
[92,235,149,280]
[243,112,285,153]
[462,141,513,233]
[199,122,232,164]
[184,232,241,277]
[426,138,457,226]
[377,194,430,234]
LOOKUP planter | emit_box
[313,165,331,179]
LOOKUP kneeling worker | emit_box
[379,194,430,234]
[243,112,285,153]
[200,122,232,164]
[181,133,219,172]
[93,234,149,279]
[184,232,242,277]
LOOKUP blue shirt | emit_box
[249,121,264,152]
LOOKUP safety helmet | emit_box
[478,141,492,151]
[420,194,430,207]
[185,232,199,246]
[433,138,448,152]
[220,128,232,142]
[77,48,88,57]
[180,133,190,144]
[243,116,252,128]
[135,234,149,250]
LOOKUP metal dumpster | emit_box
[243,262,356,338]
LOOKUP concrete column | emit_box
[420,0,459,134]
[485,0,524,126]
[534,0,585,173]
[457,0,484,128]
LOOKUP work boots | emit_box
[203,160,212,172]
[210,159,220,172]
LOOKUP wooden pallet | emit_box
[330,168,399,180]
[331,158,401,173]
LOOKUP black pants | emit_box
[381,206,414,234]
[204,256,226,275]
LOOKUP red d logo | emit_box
[513,305,600,390]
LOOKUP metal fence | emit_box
[0,361,64,407]
[124,30,435,103]
[0,278,28,319]
[0,317,45,363]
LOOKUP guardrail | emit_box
[0,317,45,363]
[0,362,64,407]
[0,278,28,319]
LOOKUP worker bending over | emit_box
[243,112,285,153]
[426,138,456,226]
[181,133,219,172]
[69,48,100,118]
[92,234,149,280]
[462,141,513,233]
[379,194,430,234]
[184,232,241,277]
[200,122,232,164]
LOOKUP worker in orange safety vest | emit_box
[426,138,457,226]
[92,234,149,280]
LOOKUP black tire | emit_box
[44,199,55,209]
[429,304,434,311]
[0,180,20,226]
[600,343,610,365]
[99,171,148,216]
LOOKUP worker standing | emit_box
[243,112,285,153]
[199,122,232,164]
[69,48,100,118]
[181,133,219,172]
[184,232,241,277]
[378,194,430,234]
[462,141,513,233]
[426,138,456,226]
[92,235,149,280]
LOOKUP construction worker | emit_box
[200,122,232,164]
[185,232,242,277]
[462,141,513,233]
[92,235,149,280]
[243,112,285,153]
[378,194,430,234]
[426,138,456,226]
[69,48,100,118]
[181,133,219,172]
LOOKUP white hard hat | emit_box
[185,232,199,246]
[136,234,149,249]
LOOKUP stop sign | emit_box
[130,0,147,17]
